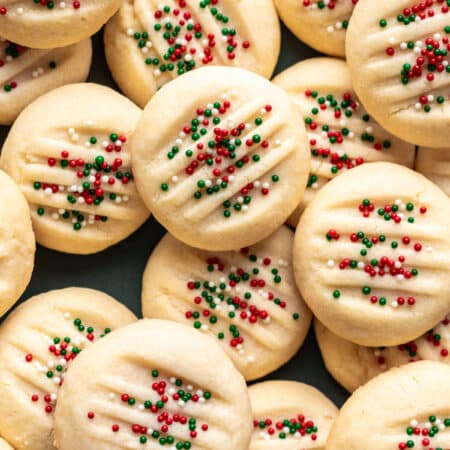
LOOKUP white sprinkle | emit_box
[327,259,334,267]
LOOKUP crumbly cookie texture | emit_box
[273,57,415,226]
[249,380,338,449]
[274,0,358,57]
[0,170,35,319]
[131,66,310,251]
[104,0,281,107]
[0,287,137,450]
[293,162,450,347]
[315,314,450,392]
[346,0,450,148]
[0,37,91,125]
[54,319,253,450]
[0,0,122,49]
[0,83,150,254]
[142,226,312,380]
[326,361,450,450]
[416,147,450,196]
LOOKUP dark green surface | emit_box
[0,26,348,407]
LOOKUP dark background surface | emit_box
[0,26,349,407]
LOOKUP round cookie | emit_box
[416,147,450,196]
[273,57,416,227]
[274,0,358,57]
[0,0,122,49]
[54,319,252,450]
[249,380,338,449]
[326,361,450,450]
[104,0,281,107]
[0,170,35,319]
[315,314,450,392]
[0,438,13,450]
[346,0,450,148]
[0,287,137,450]
[131,66,310,251]
[142,226,312,381]
[0,37,91,125]
[0,83,150,255]
[293,162,450,347]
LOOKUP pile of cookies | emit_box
[0,0,449,449]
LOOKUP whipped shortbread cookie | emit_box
[274,0,359,57]
[326,361,450,450]
[273,57,415,226]
[315,314,450,392]
[131,66,310,251]
[249,380,338,449]
[54,319,252,450]
[105,0,281,107]
[346,0,450,148]
[0,170,35,318]
[0,0,122,49]
[416,147,450,196]
[293,162,450,347]
[0,83,150,254]
[0,37,91,125]
[0,287,137,450]
[142,226,312,380]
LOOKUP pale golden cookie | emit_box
[0,170,35,319]
[293,162,450,347]
[315,314,450,392]
[54,319,252,450]
[273,57,415,227]
[274,0,358,57]
[0,287,137,450]
[0,0,122,49]
[346,0,450,147]
[326,361,450,450]
[416,147,450,196]
[249,380,338,449]
[0,83,150,254]
[142,226,312,380]
[131,66,310,251]
[104,0,281,107]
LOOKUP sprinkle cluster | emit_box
[127,0,250,79]
[379,1,450,112]
[91,371,211,448]
[302,0,359,34]
[397,416,450,450]
[254,414,318,441]
[26,312,111,414]
[159,97,281,218]
[0,0,81,15]
[184,247,297,362]
[327,199,428,308]
[33,127,132,231]
[303,90,391,190]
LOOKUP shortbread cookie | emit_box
[142,226,312,380]
[0,287,137,450]
[131,66,310,251]
[105,0,281,107]
[0,170,35,318]
[249,380,338,449]
[0,83,150,254]
[0,0,122,49]
[0,37,91,125]
[0,438,13,450]
[54,319,252,450]
[274,0,358,57]
[293,162,450,347]
[416,147,450,196]
[315,314,450,392]
[273,58,415,227]
[326,361,450,450]
[346,0,450,148]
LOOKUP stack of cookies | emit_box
[0,0,449,449]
